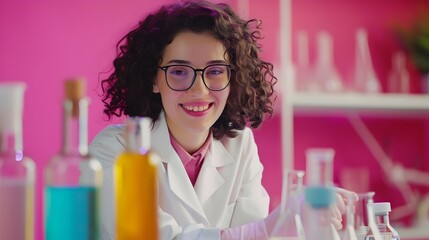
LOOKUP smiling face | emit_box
[153,31,230,152]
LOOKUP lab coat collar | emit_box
[151,111,234,221]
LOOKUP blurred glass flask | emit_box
[354,28,381,93]
[0,82,35,240]
[387,51,410,93]
[44,79,103,240]
[313,31,343,92]
[270,170,305,240]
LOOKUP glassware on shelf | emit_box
[0,82,35,240]
[387,51,410,94]
[303,148,341,240]
[115,117,160,240]
[313,31,344,92]
[44,79,103,240]
[295,31,316,92]
[368,202,400,240]
[354,28,381,93]
[270,169,305,240]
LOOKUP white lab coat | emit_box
[89,112,270,240]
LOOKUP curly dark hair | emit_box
[101,0,277,139]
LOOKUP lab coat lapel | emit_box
[194,138,233,205]
[151,113,206,220]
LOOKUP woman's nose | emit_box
[187,73,209,96]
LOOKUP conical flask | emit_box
[0,82,35,240]
[303,148,341,240]
[44,78,103,240]
[354,28,381,93]
[313,31,343,92]
[270,169,305,239]
[115,117,160,240]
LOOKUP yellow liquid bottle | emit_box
[115,117,159,240]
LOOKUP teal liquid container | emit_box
[44,79,102,240]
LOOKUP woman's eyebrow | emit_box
[164,59,229,65]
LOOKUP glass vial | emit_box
[45,79,103,240]
[372,202,400,240]
[303,148,340,240]
[115,117,160,240]
[270,170,305,239]
[0,82,35,240]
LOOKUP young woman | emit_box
[89,1,346,239]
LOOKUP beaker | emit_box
[270,169,305,240]
[303,148,340,240]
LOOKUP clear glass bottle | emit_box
[303,148,340,240]
[45,79,103,240]
[270,170,305,240]
[115,117,160,240]
[368,202,400,240]
[0,82,35,240]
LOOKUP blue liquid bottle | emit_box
[44,79,102,240]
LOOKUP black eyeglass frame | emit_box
[157,64,233,91]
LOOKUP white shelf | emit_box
[290,92,429,116]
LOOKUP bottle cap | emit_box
[64,78,86,117]
[373,202,391,215]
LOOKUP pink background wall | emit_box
[1,0,428,239]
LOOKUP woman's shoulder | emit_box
[90,124,125,146]
[219,126,256,148]
[89,124,126,164]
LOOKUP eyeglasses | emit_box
[158,64,232,91]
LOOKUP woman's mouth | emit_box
[182,104,210,112]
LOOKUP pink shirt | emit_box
[170,134,211,186]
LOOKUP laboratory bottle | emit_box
[0,82,35,240]
[366,202,400,240]
[270,170,305,240]
[387,51,410,93]
[354,28,381,93]
[115,117,160,240]
[303,148,341,240]
[44,79,103,240]
[362,194,383,240]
